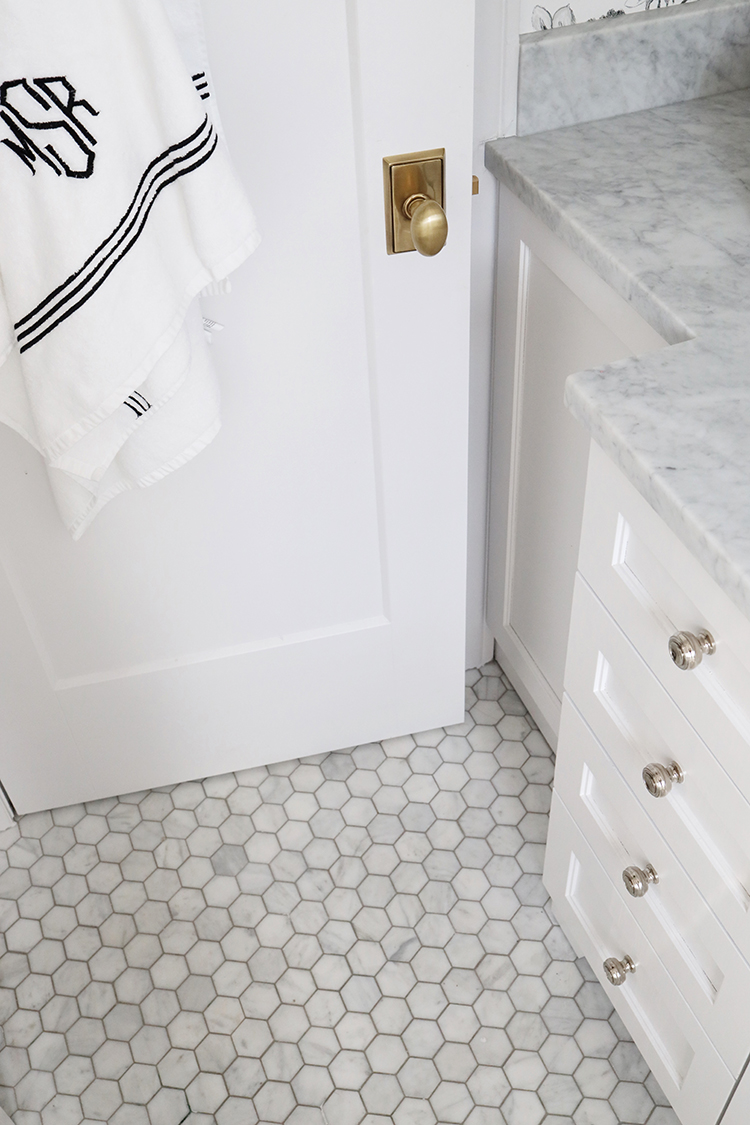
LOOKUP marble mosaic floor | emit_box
[0,662,680,1125]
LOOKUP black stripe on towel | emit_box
[15,117,218,353]
[124,391,152,417]
[192,74,210,100]
[16,117,210,333]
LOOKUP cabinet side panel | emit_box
[508,250,632,701]
[487,189,667,743]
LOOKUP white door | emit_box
[0,1,475,819]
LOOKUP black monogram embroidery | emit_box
[14,115,218,352]
[0,77,99,178]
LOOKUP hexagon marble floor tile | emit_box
[0,662,680,1125]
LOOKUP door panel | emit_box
[0,0,474,814]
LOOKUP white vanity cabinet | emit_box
[487,187,667,747]
[488,184,750,1124]
[544,442,750,1125]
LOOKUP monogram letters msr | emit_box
[0,77,99,178]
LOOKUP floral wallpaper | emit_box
[523,0,695,32]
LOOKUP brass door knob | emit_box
[603,954,636,986]
[642,760,684,799]
[403,194,448,256]
[622,864,659,898]
[668,629,716,671]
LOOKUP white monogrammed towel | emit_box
[0,0,259,537]
[162,0,224,133]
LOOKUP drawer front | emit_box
[566,574,750,962]
[579,442,750,798]
[555,694,750,1074]
[720,1059,750,1125]
[544,794,734,1125]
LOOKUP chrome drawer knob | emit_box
[642,760,684,798]
[622,863,659,898]
[603,954,636,986]
[668,629,716,671]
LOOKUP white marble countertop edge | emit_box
[485,93,750,620]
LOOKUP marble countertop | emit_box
[486,88,750,619]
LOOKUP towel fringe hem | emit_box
[41,225,260,465]
[200,278,232,297]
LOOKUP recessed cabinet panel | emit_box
[544,794,734,1125]
[565,573,750,963]
[487,189,667,745]
[507,249,631,704]
[554,694,750,1074]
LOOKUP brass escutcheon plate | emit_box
[383,148,445,254]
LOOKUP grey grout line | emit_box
[0,661,679,1125]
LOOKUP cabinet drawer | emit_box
[544,794,734,1125]
[554,695,750,1074]
[579,442,750,798]
[566,574,750,963]
[720,1057,750,1125]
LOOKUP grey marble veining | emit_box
[487,88,750,620]
[517,0,750,136]
[0,662,678,1125]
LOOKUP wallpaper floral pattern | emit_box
[525,0,695,32]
